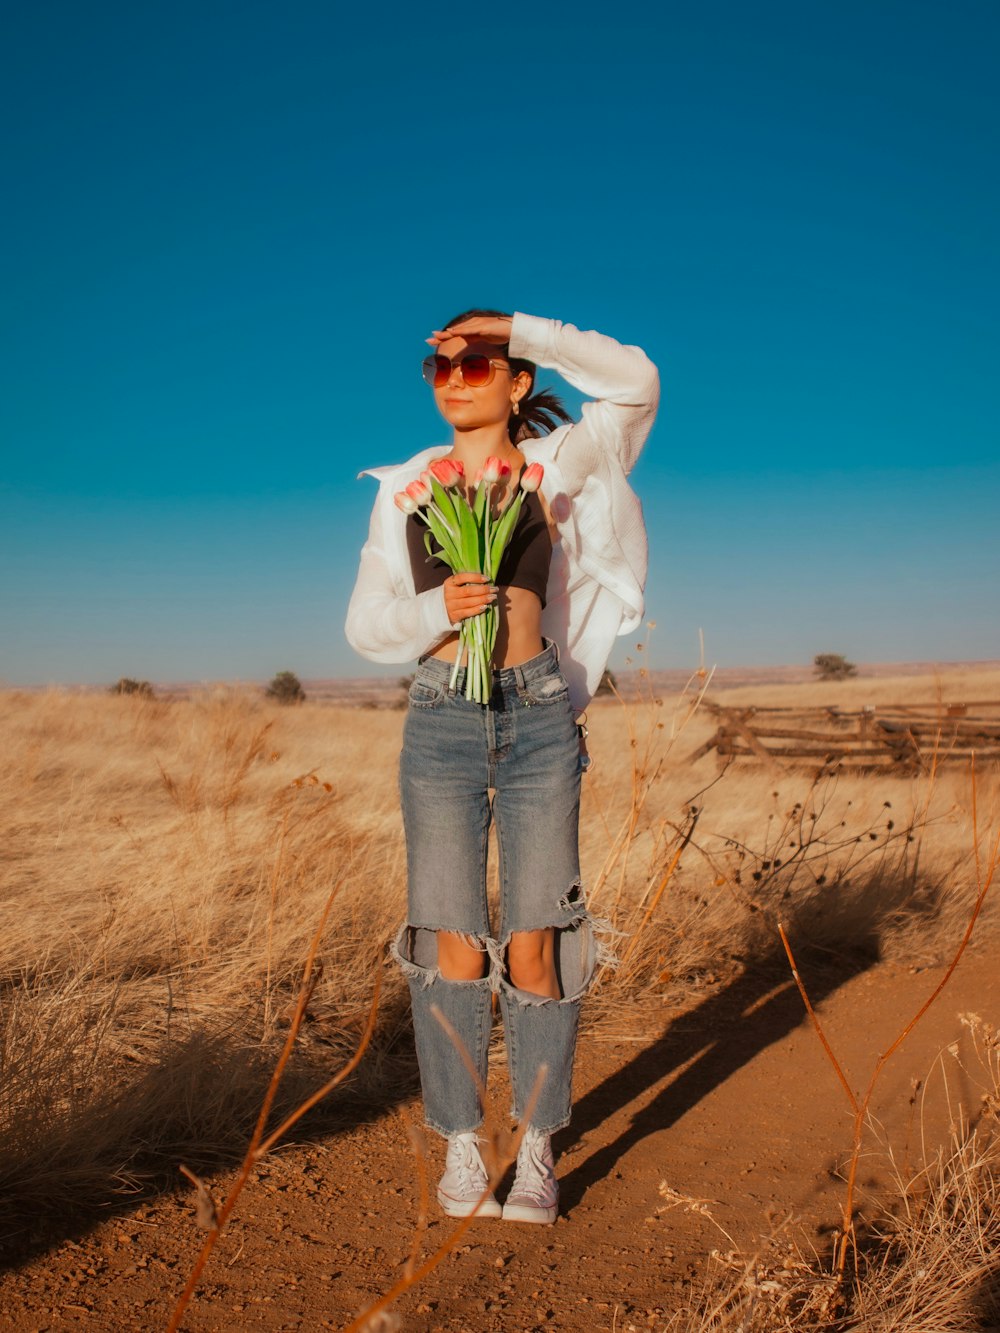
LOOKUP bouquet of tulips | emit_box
[395,455,544,703]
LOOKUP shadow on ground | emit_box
[556,946,874,1213]
[0,981,417,1270]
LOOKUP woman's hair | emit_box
[440,307,573,445]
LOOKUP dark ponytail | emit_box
[439,307,574,445]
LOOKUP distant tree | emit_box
[265,670,306,705]
[110,677,154,698]
[813,653,857,681]
[595,669,618,697]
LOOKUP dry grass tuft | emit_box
[662,1014,1000,1331]
[0,688,405,1257]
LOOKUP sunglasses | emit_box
[421,353,513,389]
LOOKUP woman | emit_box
[346,309,658,1223]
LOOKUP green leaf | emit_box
[488,493,524,579]
[426,521,461,568]
[423,531,447,563]
[457,492,482,571]
[418,504,461,567]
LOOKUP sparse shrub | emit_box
[814,652,858,680]
[265,670,305,705]
[109,677,154,698]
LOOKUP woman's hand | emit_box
[427,315,513,347]
[443,572,497,623]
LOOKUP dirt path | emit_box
[1,949,995,1332]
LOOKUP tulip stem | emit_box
[468,613,487,703]
[448,628,466,695]
[472,616,484,702]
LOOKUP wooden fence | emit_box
[690,701,1000,771]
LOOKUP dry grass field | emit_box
[1,666,998,1330]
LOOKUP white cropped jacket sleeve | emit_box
[345,476,455,663]
[506,311,659,490]
[345,314,659,707]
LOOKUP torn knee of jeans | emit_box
[493,898,621,1005]
[391,923,493,989]
[391,924,438,987]
[557,879,586,917]
[557,882,626,976]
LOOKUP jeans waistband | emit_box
[417,639,561,699]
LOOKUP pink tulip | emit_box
[452,459,465,478]
[428,458,463,488]
[405,479,432,506]
[394,491,419,514]
[482,456,503,483]
[496,459,511,481]
[520,462,544,492]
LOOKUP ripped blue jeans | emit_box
[392,641,609,1137]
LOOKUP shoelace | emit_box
[511,1136,554,1201]
[450,1138,488,1192]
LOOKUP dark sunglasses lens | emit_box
[421,355,453,386]
[460,354,492,387]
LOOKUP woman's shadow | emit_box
[555,943,872,1213]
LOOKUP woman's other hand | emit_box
[443,572,497,623]
[426,316,513,347]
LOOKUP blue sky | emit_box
[2,1,998,685]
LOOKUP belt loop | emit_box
[513,663,529,701]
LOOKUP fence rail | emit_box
[690,701,1000,771]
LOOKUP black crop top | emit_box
[406,489,553,606]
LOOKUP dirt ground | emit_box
[1,947,995,1333]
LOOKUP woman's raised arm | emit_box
[508,312,660,489]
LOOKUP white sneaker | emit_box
[437,1131,502,1219]
[502,1125,558,1223]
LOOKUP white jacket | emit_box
[345,312,659,711]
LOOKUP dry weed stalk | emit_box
[656,1183,740,1254]
[401,1120,430,1285]
[166,881,382,1333]
[668,1021,1000,1331]
[581,638,715,995]
[588,630,713,915]
[344,1032,548,1333]
[778,762,1000,1284]
[704,769,928,920]
[613,807,700,980]
[263,808,290,1031]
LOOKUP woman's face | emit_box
[431,334,529,431]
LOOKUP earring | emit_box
[512,400,520,415]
